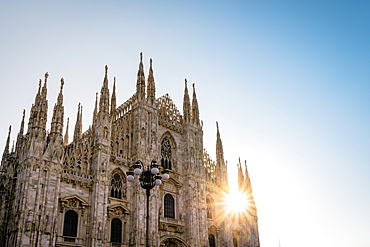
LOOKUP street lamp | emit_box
[126,160,169,247]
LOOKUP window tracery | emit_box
[110,173,126,199]
[161,138,172,170]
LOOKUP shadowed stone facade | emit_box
[0,54,259,247]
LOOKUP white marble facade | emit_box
[0,54,259,247]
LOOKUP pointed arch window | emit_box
[63,210,78,237]
[207,196,215,219]
[110,218,122,243]
[161,137,172,170]
[209,234,216,247]
[164,194,175,219]
[110,173,125,199]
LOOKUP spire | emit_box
[243,160,257,215]
[73,103,82,142]
[50,78,64,136]
[111,77,116,115]
[27,73,48,138]
[244,160,252,194]
[93,92,98,126]
[237,158,244,190]
[39,72,49,128]
[99,65,110,113]
[136,52,146,101]
[37,79,42,98]
[146,58,156,105]
[4,126,11,153]
[183,79,190,123]
[57,78,64,105]
[191,83,200,125]
[216,121,225,162]
[2,126,11,162]
[41,72,48,100]
[27,80,41,133]
[33,79,42,106]
[19,109,25,136]
[216,122,228,185]
[15,109,26,154]
[64,117,69,145]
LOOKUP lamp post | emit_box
[126,160,169,247]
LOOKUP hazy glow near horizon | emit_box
[0,1,369,247]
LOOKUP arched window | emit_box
[233,237,238,247]
[104,126,109,138]
[111,173,125,199]
[63,210,78,237]
[209,234,216,247]
[110,218,122,243]
[161,138,172,170]
[207,196,215,219]
[164,194,175,219]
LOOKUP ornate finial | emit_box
[192,83,195,89]
[105,65,108,74]
[216,121,219,130]
[60,78,64,89]
[140,52,143,61]
[44,72,49,82]
[150,58,153,67]
[185,78,187,86]
[114,76,116,84]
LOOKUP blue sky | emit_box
[0,1,369,246]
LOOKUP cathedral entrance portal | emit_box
[160,238,188,247]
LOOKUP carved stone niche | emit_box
[59,195,89,216]
[107,204,130,219]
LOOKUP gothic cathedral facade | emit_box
[0,54,259,247]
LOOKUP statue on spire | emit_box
[44,72,49,82]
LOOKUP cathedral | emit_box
[0,53,259,247]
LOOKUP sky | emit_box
[0,1,369,246]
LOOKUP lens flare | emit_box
[225,190,250,214]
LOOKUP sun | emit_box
[225,190,250,214]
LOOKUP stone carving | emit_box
[157,94,183,133]
[0,55,259,247]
